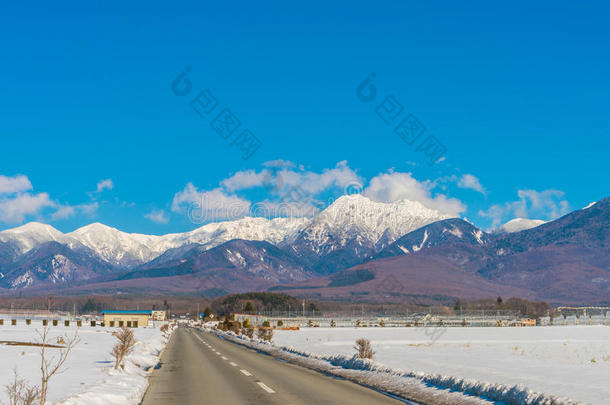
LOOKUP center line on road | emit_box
[229,362,238,367]
[257,382,276,394]
[240,369,252,376]
[221,356,228,360]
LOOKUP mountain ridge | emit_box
[0,196,607,304]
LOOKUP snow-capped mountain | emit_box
[284,194,453,273]
[155,216,309,254]
[130,239,310,285]
[0,222,65,253]
[66,218,310,267]
[376,218,490,258]
[0,241,113,289]
[0,194,453,285]
[498,218,546,234]
[65,223,166,267]
[0,196,608,300]
[275,197,610,305]
[0,217,310,269]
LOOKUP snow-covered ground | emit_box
[0,324,169,404]
[274,325,609,404]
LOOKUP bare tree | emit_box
[111,327,137,370]
[354,338,374,359]
[37,324,79,405]
[4,368,40,405]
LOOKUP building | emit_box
[152,310,166,321]
[101,310,156,327]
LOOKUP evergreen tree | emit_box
[81,298,97,314]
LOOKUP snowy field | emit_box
[0,324,168,404]
[274,325,609,404]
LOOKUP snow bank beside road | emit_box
[208,327,584,405]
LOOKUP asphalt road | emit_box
[141,327,405,405]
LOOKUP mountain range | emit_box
[0,195,608,305]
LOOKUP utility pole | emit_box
[197,303,200,320]
[302,300,305,318]
[288,304,291,318]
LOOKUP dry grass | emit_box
[256,328,273,342]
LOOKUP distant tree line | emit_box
[211,292,304,316]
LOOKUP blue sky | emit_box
[1,1,608,234]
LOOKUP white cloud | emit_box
[50,202,99,221]
[267,161,363,196]
[145,209,169,224]
[457,174,486,194]
[363,171,466,217]
[171,183,251,223]
[0,174,102,225]
[0,175,33,194]
[0,192,55,224]
[250,200,322,219]
[79,202,99,216]
[479,189,570,228]
[262,159,297,169]
[172,162,477,223]
[220,161,363,200]
[50,205,75,220]
[221,170,269,192]
[95,179,114,193]
[433,173,486,195]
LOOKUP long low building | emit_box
[101,310,166,327]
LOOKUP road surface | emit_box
[141,327,405,405]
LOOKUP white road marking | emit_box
[240,369,252,376]
[221,356,228,360]
[257,382,275,393]
[216,352,222,356]
[229,362,238,367]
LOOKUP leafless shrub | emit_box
[4,368,40,405]
[110,327,136,370]
[37,324,79,404]
[354,338,374,359]
[218,320,241,333]
[256,328,273,342]
[160,323,170,339]
[241,328,254,338]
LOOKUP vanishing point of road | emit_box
[141,327,405,405]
